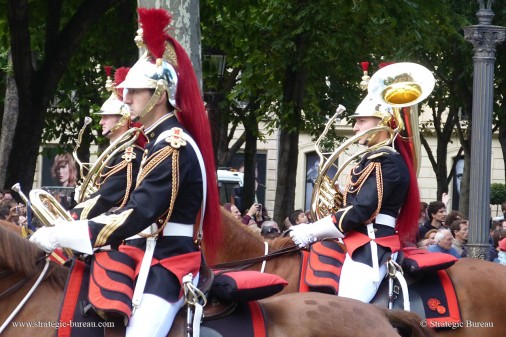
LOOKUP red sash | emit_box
[119,245,201,293]
[343,231,401,257]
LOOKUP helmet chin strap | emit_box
[364,117,392,146]
[104,105,131,136]
[104,114,130,137]
[364,135,379,147]
[132,82,167,123]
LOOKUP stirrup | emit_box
[386,258,410,311]
[183,273,207,337]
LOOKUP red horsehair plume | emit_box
[379,62,394,69]
[113,67,130,100]
[114,67,130,86]
[359,61,370,90]
[104,65,113,92]
[104,65,112,77]
[137,8,172,61]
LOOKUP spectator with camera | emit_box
[0,198,26,226]
[240,202,266,227]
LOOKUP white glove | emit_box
[289,216,344,248]
[290,223,317,248]
[30,219,93,255]
[29,226,59,253]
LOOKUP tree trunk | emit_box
[4,100,44,193]
[138,0,202,89]
[459,152,471,218]
[5,0,43,192]
[0,53,18,190]
[273,128,299,224]
[272,33,307,225]
[214,69,245,167]
[242,124,258,213]
[3,0,128,191]
[420,105,459,206]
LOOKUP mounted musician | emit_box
[291,63,434,303]
[30,7,221,337]
[71,66,146,220]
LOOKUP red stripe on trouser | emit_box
[58,260,85,337]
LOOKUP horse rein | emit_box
[260,242,268,273]
[210,244,301,271]
[0,258,50,334]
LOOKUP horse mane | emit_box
[268,236,297,250]
[203,208,265,264]
[0,225,67,287]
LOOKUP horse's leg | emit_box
[437,259,506,337]
[260,292,403,337]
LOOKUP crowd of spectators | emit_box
[222,193,506,266]
[0,189,27,227]
[416,194,506,265]
[222,201,315,240]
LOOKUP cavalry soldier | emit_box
[290,94,420,303]
[30,8,221,337]
[71,66,146,220]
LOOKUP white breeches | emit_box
[126,274,199,337]
[338,252,397,303]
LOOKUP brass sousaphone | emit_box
[310,62,435,221]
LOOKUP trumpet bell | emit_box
[368,62,435,107]
[12,183,73,227]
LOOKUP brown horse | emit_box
[0,219,22,236]
[210,209,506,337]
[0,223,435,337]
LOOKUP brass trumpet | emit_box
[11,183,73,227]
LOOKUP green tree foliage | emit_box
[0,0,137,190]
[490,183,506,206]
[201,0,505,219]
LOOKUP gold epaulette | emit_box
[164,127,187,149]
[366,146,397,160]
[367,152,389,160]
[121,146,137,162]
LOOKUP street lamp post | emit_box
[463,0,505,259]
